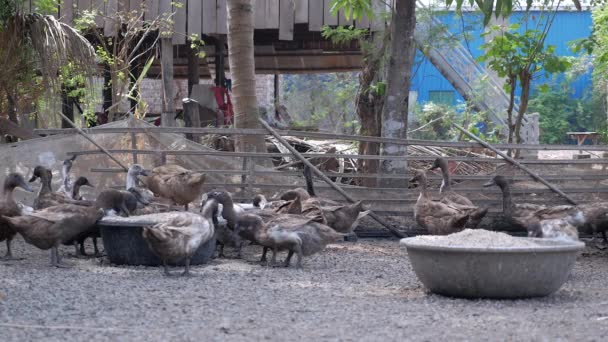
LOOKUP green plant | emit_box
[478,20,571,147]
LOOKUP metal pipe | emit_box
[453,123,577,205]
[259,118,406,238]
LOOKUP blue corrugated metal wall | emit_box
[411,10,593,106]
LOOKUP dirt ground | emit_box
[1,237,607,341]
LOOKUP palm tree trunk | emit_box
[227,0,266,153]
[380,0,416,187]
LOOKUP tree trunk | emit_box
[227,0,266,153]
[356,33,387,188]
[61,86,74,129]
[506,75,516,156]
[187,41,200,96]
[513,73,532,158]
[380,0,416,187]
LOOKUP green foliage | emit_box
[527,87,601,144]
[0,0,22,26]
[33,0,60,15]
[321,25,368,45]
[409,102,499,142]
[282,73,359,134]
[479,24,571,84]
[329,0,373,21]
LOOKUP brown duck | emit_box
[0,173,33,260]
[409,170,470,235]
[137,164,206,211]
[429,157,488,228]
[29,166,91,210]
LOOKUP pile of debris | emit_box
[200,134,497,185]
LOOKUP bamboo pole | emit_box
[57,111,129,171]
[453,123,578,205]
[259,118,406,238]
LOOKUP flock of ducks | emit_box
[0,158,370,275]
[410,158,608,242]
[0,155,604,276]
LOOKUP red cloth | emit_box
[211,86,234,125]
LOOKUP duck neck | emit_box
[62,164,71,190]
[201,199,217,219]
[71,184,81,200]
[498,183,514,216]
[417,179,429,201]
[38,175,53,196]
[220,197,238,227]
[2,184,15,201]
[439,165,452,193]
[126,172,138,190]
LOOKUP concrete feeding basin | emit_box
[400,229,585,299]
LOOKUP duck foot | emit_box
[1,254,24,261]
[344,233,358,242]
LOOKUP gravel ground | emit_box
[1,236,607,341]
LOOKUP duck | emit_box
[142,199,217,276]
[235,213,345,268]
[0,173,33,260]
[57,155,77,197]
[137,164,207,211]
[409,169,470,235]
[482,175,582,237]
[70,176,94,201]
[63,176,97,257]
[429,157,488,228]
[63,189,143,258]
[29,166,92,209]
[204,190,303,258]
[297,166,370,237]
[0,191,118,267]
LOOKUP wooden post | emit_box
[183,98,201,143]
[161,38,176,126]
[187,41,199,96]
[259,118,406,238]
[273,74,279,105]
[128,119,138,164]
[453,123,578,205]
[215,35,226,87]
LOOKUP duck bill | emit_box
[84,182,95,188]
[19,179,33,192]
[139,169,151,176]
[28,174,37,183]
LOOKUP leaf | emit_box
[494,0,502,18]
[537,83,550,93]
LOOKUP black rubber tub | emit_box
[97,213,216,266]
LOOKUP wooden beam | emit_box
[259,118,406,238]
[161,37,176,126]
[173,0,187,44]
[453,123,578,205]
[308,0,323,31]
[187,0,202,37]
[104,0,118,35]
[254,0,267,28]
[216,0,227,34]
[278,0,295,40]
[323,0,337,26]
[295,0,308,24]
[202,0,217,34]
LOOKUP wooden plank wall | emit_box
[36,0,377,43]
